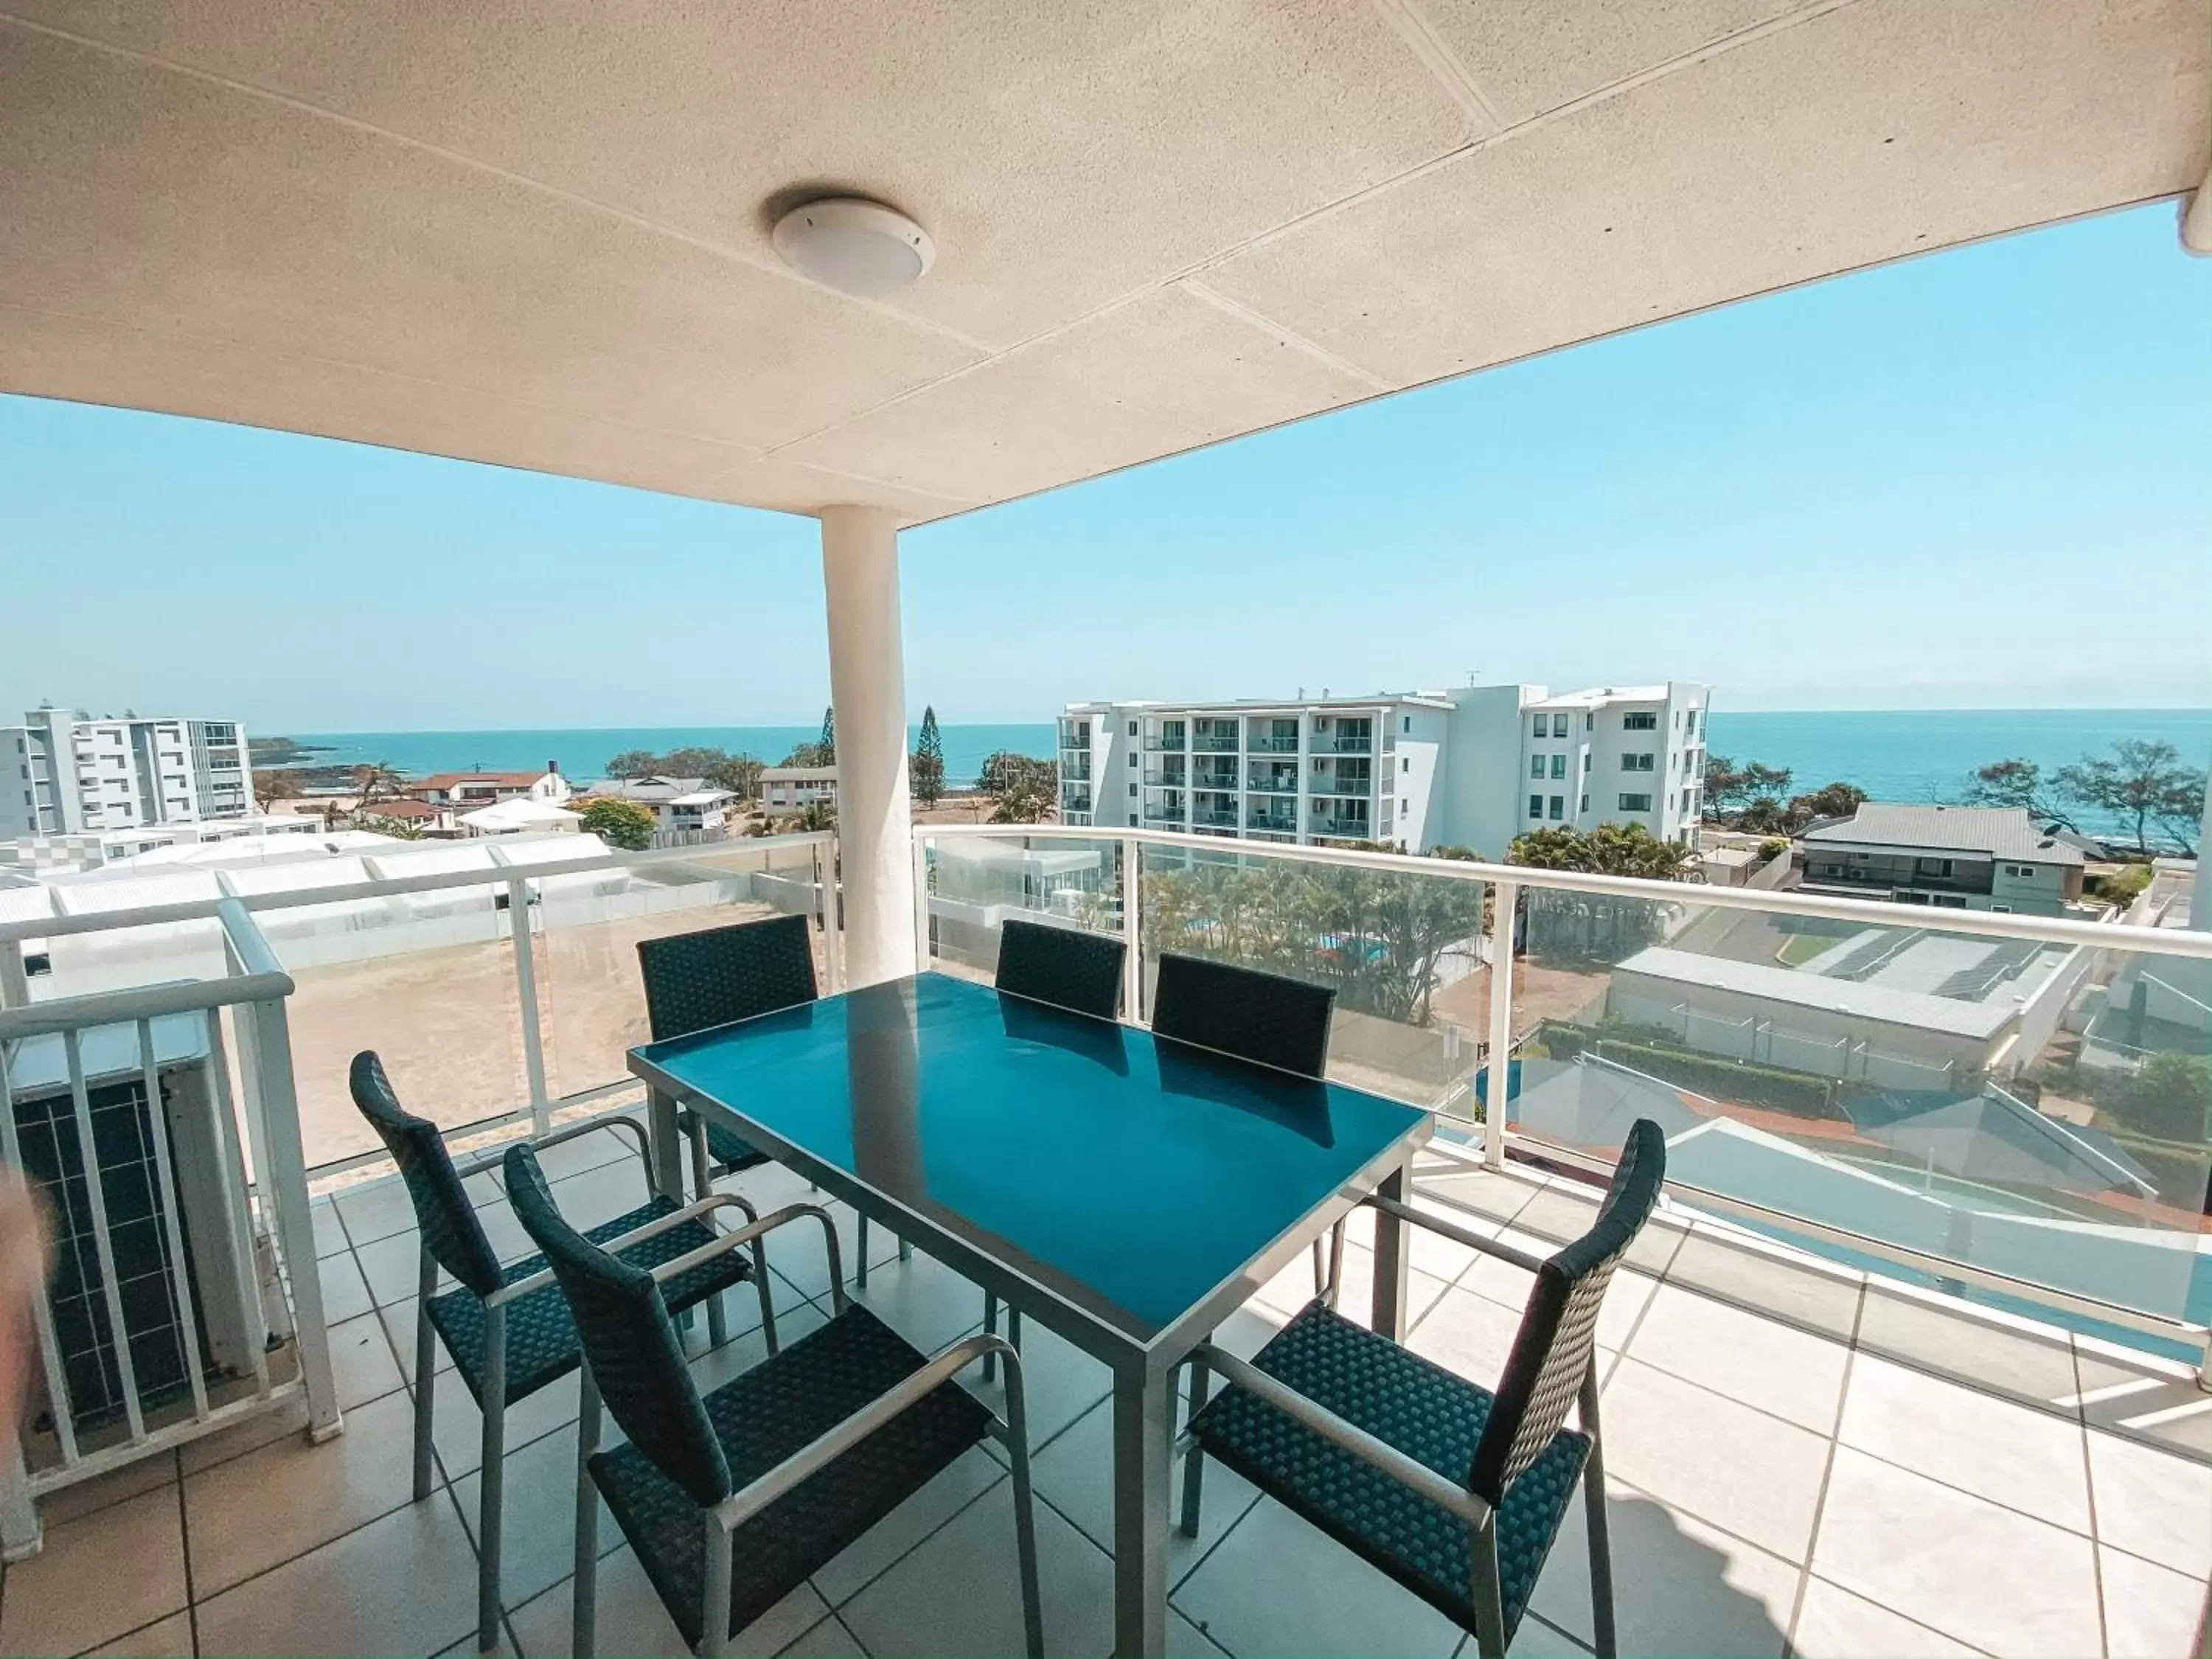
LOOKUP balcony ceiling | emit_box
[1,0,2205,526]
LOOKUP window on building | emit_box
[1129,782,1138,797]
[1549,754,1566,779]
[1402,716,1411,734]
[1528,794,1543,819]
[1686,710,1699,736]
[1129,721,1138,737]
[1618,793,1653,812]
[1530,755,1544,779]
[1531,715,1546,738]
[1551,713,1570,738]
[1128,752,1137,767]
[1622,712,1658,731]
[1582,753,1591,773]
[1579,793,1589,813]
[1548,796,1565,820]
[1621,753,1654,772]
[1402,757,1410,773]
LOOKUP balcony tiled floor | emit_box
[4,1134,2208,1659]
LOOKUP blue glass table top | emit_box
[631,973,1429,1348]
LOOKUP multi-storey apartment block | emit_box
[0,706,251,838]
[1058,681,1710,857]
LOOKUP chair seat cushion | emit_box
[426,1194,751,1407]
[677,1105,770,1172]
[591,1304,992,1648]
[1189,1299,1589,1645]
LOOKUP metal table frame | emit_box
[630,983,1430,1658]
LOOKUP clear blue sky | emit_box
[2,203,2206,733]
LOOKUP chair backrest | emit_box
[504,1142,734,1507]
[347,1051,504,1297]
[1467,1119,1667,1506]
[1149,952,1335,1079]
[636,913,818,1043]
[994,917,1124,1020]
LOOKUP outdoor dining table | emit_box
[629,970,1433,1658]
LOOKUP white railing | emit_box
[0,900,338,1558]
[914,824,2212,1380]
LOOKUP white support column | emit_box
[820,506,917,988]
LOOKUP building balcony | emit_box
[1311,772,1371,797]
[1245,735,1299,754]
[1061,787,1092,813]
[1192,768,1239,791]
[6,827,2210,1659]
[1143,736,1187,753]
[1143,767,1186,787]
[1192,807,1239,827]
[1311,815,1372,838]
[1061,759,1093,782]
[1319,735,1373,754]
[1245,771,1298,794]
[1191,737,1239,754]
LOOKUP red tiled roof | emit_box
[411,771,547,790]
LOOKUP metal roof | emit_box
[1803,804,2087,865]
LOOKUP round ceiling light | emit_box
[771,197,934,297]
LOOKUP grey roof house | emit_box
[1799,804,2086,916]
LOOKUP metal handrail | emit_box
[917,823,2212,959]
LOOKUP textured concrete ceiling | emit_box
[1,0,2205,524]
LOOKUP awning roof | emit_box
[3,1,2204,524]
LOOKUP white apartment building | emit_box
[0,707,251,839]
[1058,681,1709,857]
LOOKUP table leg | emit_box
[1371,1157,1412,1341]
[645,1089,684,1203]
[1111,1361,1171,1658]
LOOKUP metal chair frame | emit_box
[1179,1192,1624,1659]
[565,1196,1045,1658]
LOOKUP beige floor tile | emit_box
[312,1198,349,1259]
[506,1547,828,1658]
[1254,1240,1450,1332]
[183,1385,422,1596]
[1663,1228,1863,1343]
[1838,1353,2090,1532]
[317,1250,373,1325]
[333,1175,423,1247]
[775,1613,871,1658]
[812,1445,1006,1605]
[450,1422,622,1613]
[1855,1286,2079,1411]
[1596,1357,1830,1561]
[1417,1167,1541,1230]
[2079,1377,2212,1461]
[1029,1398,1261,1590]
[0,1489,187,1658]
[841,1470,1116,1658]
[1504,1612,1593,1657]
[753,1197,905,1304]
[2087,1427,2212,1579]
[1172,1495,1465,1659]
[83,1610,195,1658]
[532,1119,648,1185]
[357,1228,441,1307]
[542,1158,660,1231]
[845,1251,993,1357]
[327,1309,408,1409]
[35,1447,177,1527]
[960,1318,1112,1453]
[1626,1283,1849,1433]
[426,1369,582,1481]
[1811,1447,2101,1659]
[1790,1576,1980,1658]
[177,1395,314,1475]
[192,1494,480,1658]
[1528,1476,1798,1658]
[380,1295,459,1380]
[2098,1543,2210,1659]
[1407,1281,1530,1382]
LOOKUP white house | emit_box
[1059,681,1709,855]
[593,776,741,835]
[410,765,572,809]
[0,707,251,838]
[761,765,838,813]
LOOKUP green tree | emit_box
[977,750,1057,822]
[575,797,657,851]
[2056,740,2206,855]
[1508,822,1698,964]
[1703,755,1792,821]
[818,706,837,766]
[1783,782,1867,830]
[787,797,838,834]
[1963,758,2073,827]
[912,706,946,807]
[603,745,762,799]
[2093,1051,2211,1143]
[352,813,428,841]
[252,768,302,812]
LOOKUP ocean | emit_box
[286,708,2210,834]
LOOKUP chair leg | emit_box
[476,1302,507,1652]
[572,1369,602,1659]
[898,1235,912,1262]
[855,1215,870,1291]
[1469,1517,1508,1659]
[983,1292,1000,1382]
[1001,1352,1046,1659]
[753,1237,779,1356]
[1179,1351,1211,1539]
[411,1244,438,1503]
[1324,1218,1346,1310]
[699,1520,736,1659]
[1009,1307,1022,1352]
[1311,1236,1326,1297]
[1579,1368,1618,1659]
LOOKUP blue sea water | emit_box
[286,709,2210,834]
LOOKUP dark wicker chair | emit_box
[1180,1120,1669,1659]
[1151,951,1338,1289]
[505,1142,1046,1659]
[348,1051,769,1652]
[976,917,1129,1371]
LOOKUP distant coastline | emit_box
[268,708,2210,838]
